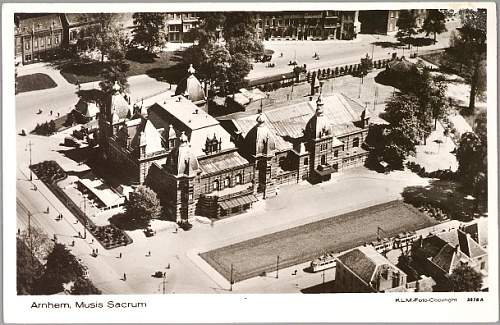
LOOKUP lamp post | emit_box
[27,140,33,181]
[276,255,280,279]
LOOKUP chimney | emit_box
[309,96,313,101]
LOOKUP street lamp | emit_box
[26,140,34,181]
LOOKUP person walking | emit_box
[119,252,122,259]
[123,273,127,281]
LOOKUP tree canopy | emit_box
[396,10,418,44]
[449,263,483,292]
[183,12,263,96]
[421,9,447,42]
[124,185,162,228]
[131,13,165,53]
[456,131,487,193]
[71,277,102,295]
[17,238,42,295]
[451,9,487,109]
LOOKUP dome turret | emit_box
[305,95,332,140]
[244,114,276,157]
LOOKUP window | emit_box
[48,37,51,45]
[353,137,360,147]
[213,180,219,191]
[34,39,38,47]
[188,186,194,201]
[334,150,339,158]
[321,155,326,165]
[235,174,242,184]
[481,262,486,270]
[40,38,44,46]
[55,36,59,44]
[224,177,230,187]
[304,157,309,165]
[25,42,30,50]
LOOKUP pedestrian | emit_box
[78,231,81,238]
[96,248,98,254]
[210,220,214,228]
[119,252,122,258]
[17,228,20,235]
[46,206,50,214]
[53,234,57,242]
[50,110,53,116]
[72,240,75,247]
[123,273,127,281]
[91,238,94,244]
[57,112,60,117]
[167,263,170,269]
[148,251,151,256]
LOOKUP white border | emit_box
[3,3,498,323]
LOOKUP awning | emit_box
[219,194,258,210]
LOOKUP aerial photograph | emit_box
[15,8,488,295]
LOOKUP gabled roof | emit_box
[175,65,206,103]
[15,14,63,35]
[64,13,99,27]
[337,245,405,287]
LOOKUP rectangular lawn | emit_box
[200,200,437,283]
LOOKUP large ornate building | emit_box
[98,67,374,222]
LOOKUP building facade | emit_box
[254,11,360,41]
[359,9,427,35]
[61,13,101,50]
[98,67,375,222]
[14,13,64,65]
[165,12,200,42]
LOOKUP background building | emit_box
[359,9,427,35]
[14,13,63,65]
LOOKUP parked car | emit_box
[144,228,155,237]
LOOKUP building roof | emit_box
[64,13,99,27]
[232,92,366,153]
[15,13,63,35]
[244,114,277,157]
[174,65,206,103]
[337,245,405,287]
[74,99,99,118]
[148,95,235,157]
[417,228,487,274]
[168,132,200,177]
[198,150,250,175]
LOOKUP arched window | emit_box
[235,174,242,184]
[353,137,360,148]
[213,180,219,191]
[224,177,230,187]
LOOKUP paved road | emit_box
[249,21,460,80]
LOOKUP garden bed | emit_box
[30,161,132,249]
[16,73,57,94]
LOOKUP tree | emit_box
[86,13,128,62]
[124,185,162,228]
[17,238,42,295]
[359,54,373,83]
[19,225,54,262]
[99,58,130,94]
[396,10,418,46]
[449,263,483,291]
[456,132,486,189]
[421,9,447,43]
[131,13,165,53]
[184,12,263,96]
[34,243,85,294]
[71,277,102,295]
[454,9,487,110]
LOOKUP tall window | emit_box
[321,155,326,165]
[353,137,360,148]
[224,177,230,188]
[235,173,242,184]
[304,157,309,165]
[213,180,219,191]
[334,150,339,158]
